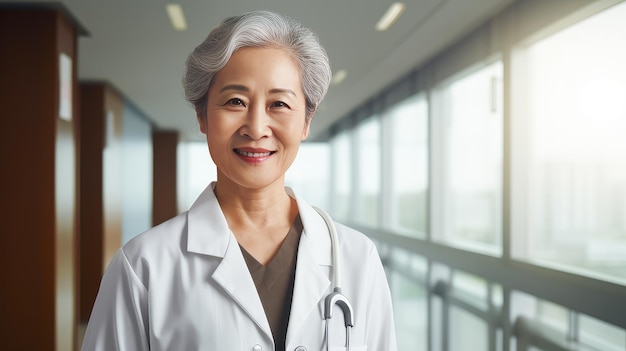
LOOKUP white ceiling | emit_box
[24,0,514,140]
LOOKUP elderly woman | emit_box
[82,10,396,351]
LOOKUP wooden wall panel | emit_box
[78,82,124,324]
[152,130,179,226]
[0,6,79,351]
[78,83,105,324]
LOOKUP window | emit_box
[331,131,352,221]
[536,300,568,335]
[286,142,330,209]
[390,251,428,351]
[451,271,489,311]
[450,271,501,350]
[177,142,217,212]
[384,94,429,237]
[579,314,626,351]
[321,3,626,350]
[512,1,626,284]
[354,116,381,226]
[432,61,504,253]
[511,291,626,351]
[121,105,153,244]
[450,306,489,351]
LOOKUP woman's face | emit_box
[198,47,310,190]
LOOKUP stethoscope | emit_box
[313,207,354,351]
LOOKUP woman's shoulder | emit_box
[97,211,192,290]
[121,211,190,264]
[334,222,378,257]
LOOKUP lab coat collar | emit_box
[186,182,333,266]
[186,182,230,257]
[187,183,272,339]
[185,182,334,343]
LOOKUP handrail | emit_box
[355,224,626,330]
[512,316,572,351]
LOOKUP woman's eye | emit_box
[271,101,289,108]
[225,98,245,107]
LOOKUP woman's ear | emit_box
[196,111,207,135]
[301,116,312,141]
[302,105,317,140]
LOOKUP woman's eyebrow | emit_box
[218,86,296,97]
[219,84,248,93]
[269,88,296,96]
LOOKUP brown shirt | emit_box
[240,214,303,351]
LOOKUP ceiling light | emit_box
[332,70,348,85]
[376,2,406,31]
[166,4,187,31]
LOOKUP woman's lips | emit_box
[234,148,275,163]
[235,150,272,157]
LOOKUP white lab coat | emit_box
[81,183,397,351]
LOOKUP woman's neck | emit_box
[213,177,297,231]
[213,177,299,265]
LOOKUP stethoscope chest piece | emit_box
[324,287,354,327]
[324,287,354,351]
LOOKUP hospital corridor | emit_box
[1,0,626,350]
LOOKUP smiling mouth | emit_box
[234,149,274,157]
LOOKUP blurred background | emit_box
[1,0,625,350]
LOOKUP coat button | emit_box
[294,347,307,351]
[252,345,262,351]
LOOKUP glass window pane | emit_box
[121,107,153,244]
[511,291,626,350]
[510,292,570,350]
[386,94,429,237]
[510,290,538,322]
[579,314,626,351]
[431,295,444,351]
[452,271,488,311]
[491,284,503,310]
[450,306,489,350]
[177,142,216,212]
[433,61,504,253]
[512,1,626,284]
[354,117,381,226]
[331,131,352,221]
[390,259,428,351]
[286,142,330,209]
[536,300,568,334]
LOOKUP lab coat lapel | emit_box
[186,185,334,342]
[211,236,273,340]
[186,183,272,340]
[286,191,333,342]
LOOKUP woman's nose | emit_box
[240,105,271,140]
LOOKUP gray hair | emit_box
[183,10,332,121]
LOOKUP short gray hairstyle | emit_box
[183,10,332,121]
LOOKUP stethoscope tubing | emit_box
[313,207,354,351]
[313,207,341,288]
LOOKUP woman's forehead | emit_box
[210,47,304,95]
